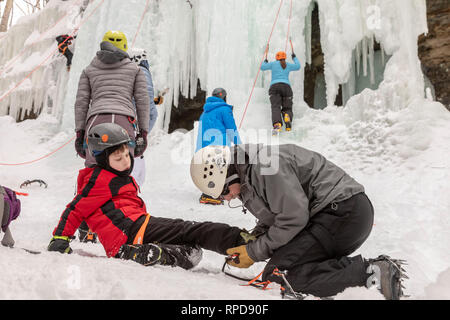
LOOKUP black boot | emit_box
[78,221,97,243]
[366,255,408,300]
[117,243,203,270]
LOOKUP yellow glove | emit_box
[226,245,254,268]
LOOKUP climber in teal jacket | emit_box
[196,88,241,152]
[261,51,301,132]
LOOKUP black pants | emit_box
[127,216,243,255]
[269,83,293,125]
[262,192,374,297]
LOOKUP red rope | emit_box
[285,0,293,52]
[238,0,285,129]
[0,136,75,166]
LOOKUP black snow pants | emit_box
[269,83,293,126]
[262,192,374,297]
[127,216,244,255]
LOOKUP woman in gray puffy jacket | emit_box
[73,30,150,168]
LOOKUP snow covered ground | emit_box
[1,89,449,300]
[1,0,449,300]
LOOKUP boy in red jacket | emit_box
[48,123,252,269]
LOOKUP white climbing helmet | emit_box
[190,145,232,198]
[128,47,147,65]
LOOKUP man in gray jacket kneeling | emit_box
[190,144,407,300]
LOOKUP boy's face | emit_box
[108,146,131,172]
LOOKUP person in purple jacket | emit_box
[261,51,301,133]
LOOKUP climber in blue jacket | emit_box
[261,51,301,133]
[196,88,241,204]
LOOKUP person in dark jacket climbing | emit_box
[56,34,75,71]
[261,51,300,133]
[190,144,407,299]
[48,123,255,269]
[195,88,241,205]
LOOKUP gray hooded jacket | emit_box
[231,144,365,262]
[74,42,150,132]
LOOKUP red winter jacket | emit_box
[53,166,147,257]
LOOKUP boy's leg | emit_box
[142,216,244,255]
[263,193,374,297]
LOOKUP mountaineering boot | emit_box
[118,243,203,270]
[199,193,223,205]
[283,113,292,131]
[366,255,408,300]
[272,122,282,135]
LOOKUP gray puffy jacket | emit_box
[74,42,150,132]
[231,144,365,262]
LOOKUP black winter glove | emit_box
[75,130,86,159]
[48,236,73,254]
[291,53,296,59]
[264,59,268,63]
[134,130,148,158]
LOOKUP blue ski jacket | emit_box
[260,56,301,86]
[196,96,241,151]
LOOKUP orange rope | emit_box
[285,0,293,52]
[0,136,75,166]
[238,0,285,129]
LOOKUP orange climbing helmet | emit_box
[275,51,287,61]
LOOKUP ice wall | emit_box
[2,0,430,133]
[0,0,88,122]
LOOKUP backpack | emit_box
[1,186,21,232]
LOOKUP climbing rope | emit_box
[131,0,151,49]
[284,0,293,52]
[0,136,75,166]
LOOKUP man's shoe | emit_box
[366,255,408,300]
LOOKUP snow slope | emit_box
[0,0,449,300]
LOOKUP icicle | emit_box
[305,1,314,65]
[380,42,385,66]
[369,35,375,85]
[356,41,361,76]
[362,37,368,77]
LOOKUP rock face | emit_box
[418,0,450,110]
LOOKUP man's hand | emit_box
[226,245,254,268]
